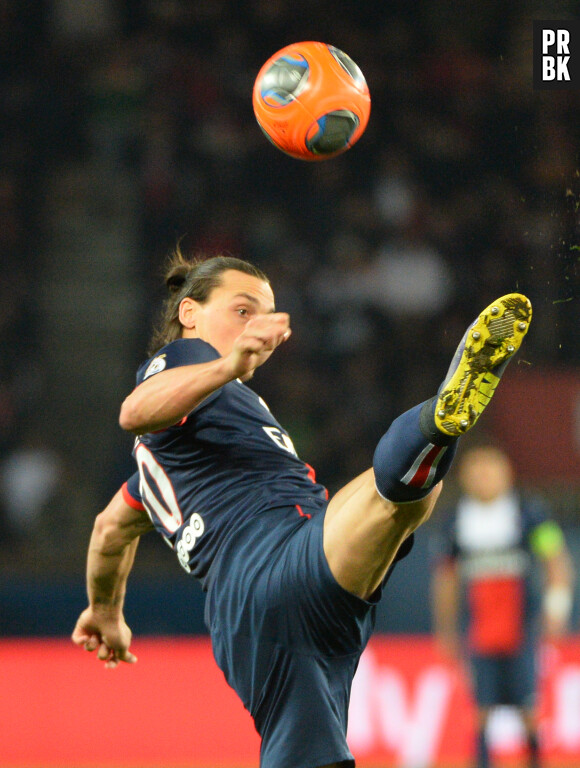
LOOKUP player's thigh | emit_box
[323,468,441,600]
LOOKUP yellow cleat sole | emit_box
[435,293,532,436]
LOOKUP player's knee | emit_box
[394,481,442,531]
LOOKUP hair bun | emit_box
[165,265,190,294]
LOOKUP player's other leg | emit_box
[521,707,540,768]
[324,294,532,600]
[475,708,492,768]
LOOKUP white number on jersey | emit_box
[176,513,204,573]
[135,442,183,533]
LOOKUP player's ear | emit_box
[179,297,200,331]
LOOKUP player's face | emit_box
[188,269,276,357]
[459,449,514,502]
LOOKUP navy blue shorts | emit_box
[205,504,397,768]
[470,637,537,708]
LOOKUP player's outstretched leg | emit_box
[323,293,531,600]
[373,293,532,503]
[434,293,532,436]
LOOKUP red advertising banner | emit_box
[349,637,580,767]
[2,636,580,767]
[0,637,260,767]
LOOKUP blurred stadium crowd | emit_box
[0,0,578,584]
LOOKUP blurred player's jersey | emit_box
[438,494,551,654]
[123,338,327,586]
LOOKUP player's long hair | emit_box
[147,247,269,355]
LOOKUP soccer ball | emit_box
[252,41,371,161]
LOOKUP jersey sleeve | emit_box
[122,472,145,511]
[524,494,565,560]
[136,338,221,385]
[135,338,223,411]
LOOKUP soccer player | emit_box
[73,251,533,768]
[432,446,574,768]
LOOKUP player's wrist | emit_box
[221,349,252,382]
[89,591,125,615]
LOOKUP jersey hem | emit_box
[121,481,145,511]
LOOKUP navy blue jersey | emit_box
[125,338,327,586]
[435,492,551,653]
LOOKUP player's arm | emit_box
[531,520,575,637]
[119,355,242,435]
[431,557,462,658]
[72,487,154,668]
[119,313,290,435]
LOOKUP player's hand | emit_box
[72,607,137,668]
[228,312,291,380]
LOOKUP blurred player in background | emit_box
[432,445,575,768]
[73,251,533,768]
